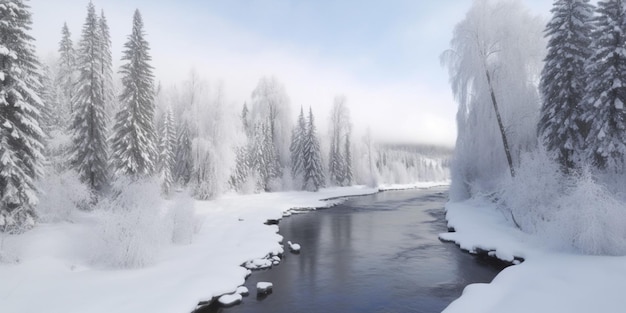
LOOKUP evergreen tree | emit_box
[39,65,62,134]
[158,107,175,194]
[98,10,114,112]
[173,123,193,186]
[289,106,306,180]
[581,0,626,171]
[302,108,325,191]
[251,120,280,192]
[241,102,251,139]
[539,0,594,170]
[110,9,157,178]
[56,22,76,114]
[229,145,250,191]
[344,131,353,185]
[0,0,45,230]
[69,1,109,192]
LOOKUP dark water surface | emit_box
[201,187,504,313]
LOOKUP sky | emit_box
[28,0,553,147]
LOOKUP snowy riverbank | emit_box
[0,183,445,313]
[440,199,626,313]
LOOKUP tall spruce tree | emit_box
[57,22,76,114]
[302,108,325,191]
[69,1,109,192]
[110,10,157,178]
[158,107,175,194]
[0,0,45,230]
[539,0,594,170]
[98,10,114,112]
[250,120,280,192]
[581,0,626,171]
[289,106,306,180]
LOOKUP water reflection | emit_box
[199,187,504,313]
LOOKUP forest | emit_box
[0,1,450,235]
[444,0,626,255]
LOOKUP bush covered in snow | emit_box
[93,178,168,268]
[36,170,92,223]
[499,150,626,255]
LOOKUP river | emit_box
[199,187,505,313]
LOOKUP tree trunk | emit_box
[484,69,516,178]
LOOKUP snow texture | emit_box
[441,198,626,313]
[0,185,401,313]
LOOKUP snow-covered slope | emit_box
[441,199,626,313]
[0,186,389,313]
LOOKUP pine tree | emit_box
[158,107,175,194]
[344,132,353,185]
[250,120,280,192]
[241,102,251,139]
[302,108,325,191]
[539,0,594,170]
[69,1,109,192]
[289,106,306,180]
[98,10,114,113]
[229,145,250,191]
[57,22,76,114]
[173,123,193,186]
[581,0,626,171]
[110,9,157,178]
[0,0,45,230]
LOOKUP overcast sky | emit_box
[28,0,553,147]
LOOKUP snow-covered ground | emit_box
[0,183,444,313]
[441,198,626,313]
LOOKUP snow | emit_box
[0,184,394,313]
[236,286,249,295]
[441,198,626,313]
[218,293,242,306]
[287,240,301,252]
[256,282,273,293]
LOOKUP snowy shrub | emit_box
[499,148,565,233]
[36,170,92,223]
[500,149,626,255]
[93,178,168,268]
[166,192,196,245]
[551,171,626,255]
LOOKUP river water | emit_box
[200,187,505,313]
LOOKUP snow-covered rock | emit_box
[287,241,301,253]
[218,293,242,307]
[244,258,272,270]
[236,286,249,296]
[256,282,273,294]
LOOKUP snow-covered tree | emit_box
[173,122,192,186]
[250,76,292,171]
[328,95,352,186]
[0,0,46,231]
[289,106,306,182]
[98,10,115,113]
[441,0,545,200]
[250,120,281,192]
[539,0,594,170]
[110,9,157,178]
[69,1,109,192]
[158,107,175,194]
[581,0,626,172]
[344,130,353,185]
[56,22,76,114]
[302,108,325,191]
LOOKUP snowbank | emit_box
[0,185,385,313]
[441,199,626,313]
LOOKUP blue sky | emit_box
[29,0,552,146]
